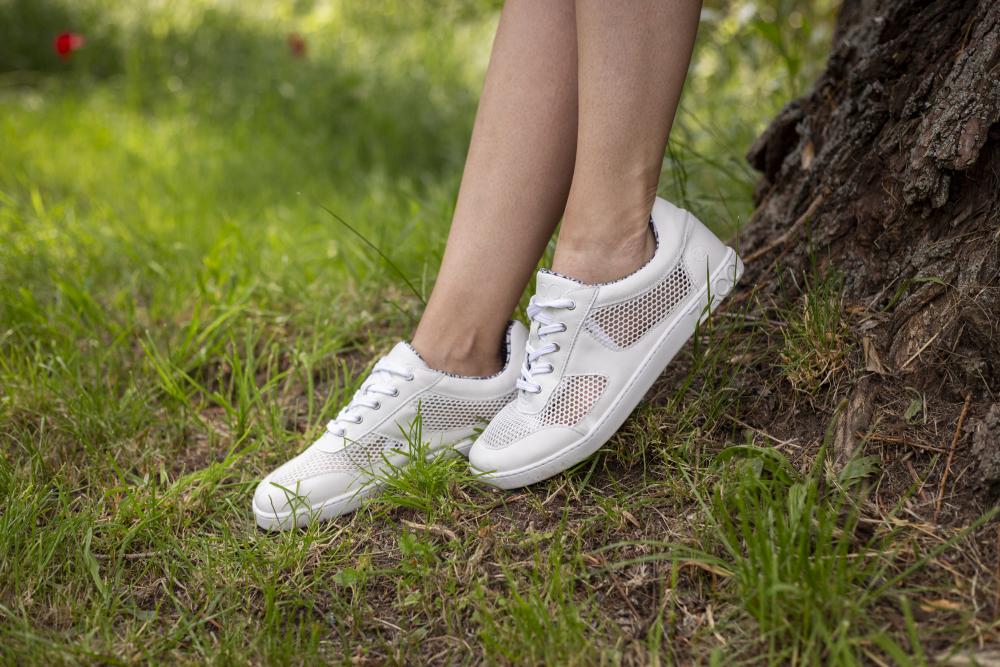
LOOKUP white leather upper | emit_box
[254,321,527,514]
[471,198,729,473]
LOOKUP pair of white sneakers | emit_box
[253,198,743,530]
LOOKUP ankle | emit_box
[551,223,655,284]
[410,326,505,377]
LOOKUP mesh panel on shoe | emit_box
[271,391,516,484]
[479,407,537,452]
[417,391,516,431]
[545,375,607,426]
[585,264,693,350]
[270,433,404,485]
[479,375,607,450]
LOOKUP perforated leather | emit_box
[585,264,693,350]
[271,391,516,485]
[417,391,517,432]
[479,375,607,450]
[270,433,404,485]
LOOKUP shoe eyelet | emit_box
[552,342,560,352]
[373,401,382,410]
[567,300,577,310]
[391,388,400,397]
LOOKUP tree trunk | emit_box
[740,0,999,505]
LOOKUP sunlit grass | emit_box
[3,1,963,664]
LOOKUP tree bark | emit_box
[741,0,999,493]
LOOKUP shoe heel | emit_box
[691,248,743,325]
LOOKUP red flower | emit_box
[54,32,85,60]
[287,33,307,58]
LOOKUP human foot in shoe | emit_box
[468,197,743,489]
[253,321,527,530]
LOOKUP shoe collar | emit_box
[402,319,525,380]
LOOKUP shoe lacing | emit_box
[327,360,414,436]
[517,296,576,394]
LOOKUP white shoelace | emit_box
[517,296,576,394]
[327,360,414,436]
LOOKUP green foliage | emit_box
[477,537,605,666]
[372,410,482,517]
[668,0,838,230]
[2,1,962,664]
[707,433,882,663]
[0,0,121,75]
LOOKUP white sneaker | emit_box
[253,321,528,530]
[469,198,743,489]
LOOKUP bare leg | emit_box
[552,0,702,284]
[411,0,578,375]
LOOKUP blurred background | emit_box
[1,0,836,332]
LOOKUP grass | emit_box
[2,0,996,664]
[779,270,851,397]
[372,411,483,517]
[703,412,880,663]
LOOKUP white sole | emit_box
[472,248,744,490]
[253,437,474,531]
